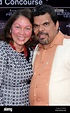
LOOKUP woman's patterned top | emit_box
[0,41,33,106]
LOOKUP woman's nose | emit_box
[20,28,25,34]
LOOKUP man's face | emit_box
[33,13,59,45]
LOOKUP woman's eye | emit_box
[25,27,31,30]
[15,26,20,28]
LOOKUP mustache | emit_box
[37,31,49,37]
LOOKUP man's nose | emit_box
[38,25,44,31]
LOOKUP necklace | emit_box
[9,42,28,58]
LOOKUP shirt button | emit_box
[36,98,40,101]
[36,85,38,88]
[34,93,36,97]
[46,83,48,86]
[34,73,36,75]
[46,62,48,64]
[38,73,40,76]
[41,61,44,64]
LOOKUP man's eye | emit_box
[34,25,38,29]
[43,22,49,26]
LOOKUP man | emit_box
[29,4,70,106]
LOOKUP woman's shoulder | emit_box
[0,41,7,47]
[0,41,8,53]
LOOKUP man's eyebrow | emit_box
[42,21,49,25]
[33,21,49,26]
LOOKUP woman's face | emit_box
[10,16,32,48]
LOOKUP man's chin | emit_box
[39,41,45,45]
[39,40,49,45]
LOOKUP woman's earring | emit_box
[10,30,12,34]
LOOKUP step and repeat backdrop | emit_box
[0,0,70,35]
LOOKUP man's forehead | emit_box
[34,19,49,25]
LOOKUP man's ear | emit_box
[56,21,59,31]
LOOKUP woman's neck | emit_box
[10,42,24,52]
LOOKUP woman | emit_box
[0,8,33,106]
